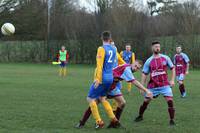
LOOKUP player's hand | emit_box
[186,71,189,75]
[146,90,153,99]
[169,80,175,87]
[94,80,100,89]
[139,90,145,95]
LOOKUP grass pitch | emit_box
[0,63,199,133]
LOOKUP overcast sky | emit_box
[79,0,189,12]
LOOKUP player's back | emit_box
[113,64,130,77]
[102,44,117,82]
[112,64,136,84]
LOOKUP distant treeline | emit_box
[0,0,200,67]
[0,35,199,68]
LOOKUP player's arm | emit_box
[186,63,189,74]
[167,56,175,87]
[94,47,105,87]
[132,80,153,99]
[120,51,123,57]
[132,52,135,63]
[66,52,69,62]
[139,59,150,95]
[56,53,60,62]
[122,66,151,97]
[141,59,150,85]
[141,73,148,86]
[93,68,97,80]
[170,67,175,87]
[173,55,176,65]
[183,54,190,74]
[58,51,60,62]
[117,52,126,65]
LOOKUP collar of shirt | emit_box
[176,53,182,55]
[152,53,161,58]
[103,42,110,45]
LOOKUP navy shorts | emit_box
[88,82,112,99]
[60,61,67,67]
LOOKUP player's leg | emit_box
[76,84,123,129]
[59,62,64,76]
[113,96,126,120]
[109,82,122,113]
[161,86,175,125]
[87,84,104,128]
[135,89,157,122]
[98,82,121,128]
[164,96,175,125]
[61,61,67,77]
[135,98,151,122]
[112,99,118,113]
[179,81,186,97]
[87,97,104,128]
[75,100,100,128]
[59,66,63,76]
[109,82,125,120]
[63,67,67,76]
[63,62,67,76]
[98,81,117,122]
[75,106,91,128]
[177,74,186,97]
[99,96,121,128]
[100,96,117,121]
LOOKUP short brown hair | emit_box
[101,31,111,41]
[135,60,143,66]
[152,41,160,46]
[176,45,182,48]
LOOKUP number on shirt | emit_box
[108,50,113,63]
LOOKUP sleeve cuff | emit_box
[128,79,135,83]
[170,66,174,70]
[142,72,149,75]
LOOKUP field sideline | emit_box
[0,63,199,133]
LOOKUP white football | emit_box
[1,23,15,36]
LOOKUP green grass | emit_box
[0,63,199,133]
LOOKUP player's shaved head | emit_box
[131,60,142,72]
[101,31,111,42]
[135,60,143,66]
